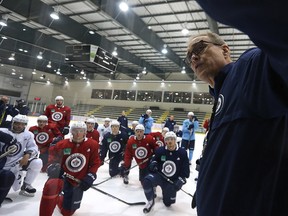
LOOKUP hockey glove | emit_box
[62,126,70,136]
[188,124,194,130]
[51,136,63,146]
[119,164,129,177]
[0,131,17,146]
[192,116,198,122]
[47,163,62,179]
[149,161,158,172]
[80,173,96,191]
[174,177,186,191]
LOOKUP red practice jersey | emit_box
[44,104,71,129]
[124,134,158,169]
[86,129,100,143]
[149,131,165,147]
[48,138,101,185]
[29,124,62,154]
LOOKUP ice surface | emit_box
[0,116,203,216]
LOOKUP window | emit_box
[193,92,214,104]
[137,91,162,102]
[163,91,191,103]
[91,89,112,99]
[113,90,136,101]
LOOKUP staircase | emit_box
[156,110,169,124]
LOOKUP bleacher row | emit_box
[71,104,211,132]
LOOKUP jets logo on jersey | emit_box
[156,140,164,147]
[51,112,63,121]
[135,147,148,159]
[36,132,49,144]
[215,94,224,116]
[162,160,176,177]
[3,142,22,157]
[109,141,121,153]
[65,153,86,172]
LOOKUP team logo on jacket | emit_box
[156,140,164,147]
[52,112,63,121]
[215,94,224,116]
[65,153,86,172]
[135,147,148,159]
[35,132,49,144]
[109,141,121,153]
[162,160,176,177]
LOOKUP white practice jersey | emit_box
[0,128,38,170]
[97,124,111,143]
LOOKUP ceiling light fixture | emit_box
[50,10,59,20]
[142,67,147,74]
[0,15,8,27]
[32,69,37,75]
[119,1,129,12]
[112,47,118,56]
[1,36,7,40]
[47,61,52,68]
[88,30,95,35]
[181,66,186,74]
[37,51,43,60]
[181,27,189,36]
[161,44,168,54]
[8,53,15,61]
[80,69,85,75]
[56,68,61,75]
[19,74,23,79]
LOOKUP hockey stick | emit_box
[64,172,146,206]
[91,186,146,206]
[93,156,150,186]
[157,171,194,198]
[103,151,124,164]
[0,145,17,159]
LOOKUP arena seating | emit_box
[70,104,210,132]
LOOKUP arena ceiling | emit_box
[0,0,255,82]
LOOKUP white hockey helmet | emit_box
[135,124,145,131]
[37,115,48,122]
[55,95,64,101]
[104,118,111,122]
[146,109,152,114]
[86,118,96,124]
[188,112,194,116]
[131,121,139,126]
[70,121,87,132]
[111,120,120,126]
[13,114,29,124]
[162,127,169,133]
[164,131,177,140]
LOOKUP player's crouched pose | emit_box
[39,121,101,216]
[0,114,42,201]
[142,132,190,213]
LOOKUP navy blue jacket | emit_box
[195,1,288,215]
[164,118,176,131]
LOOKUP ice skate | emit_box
[143,199,154,213]
[19,183,36,197]
[123,175,129,184]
